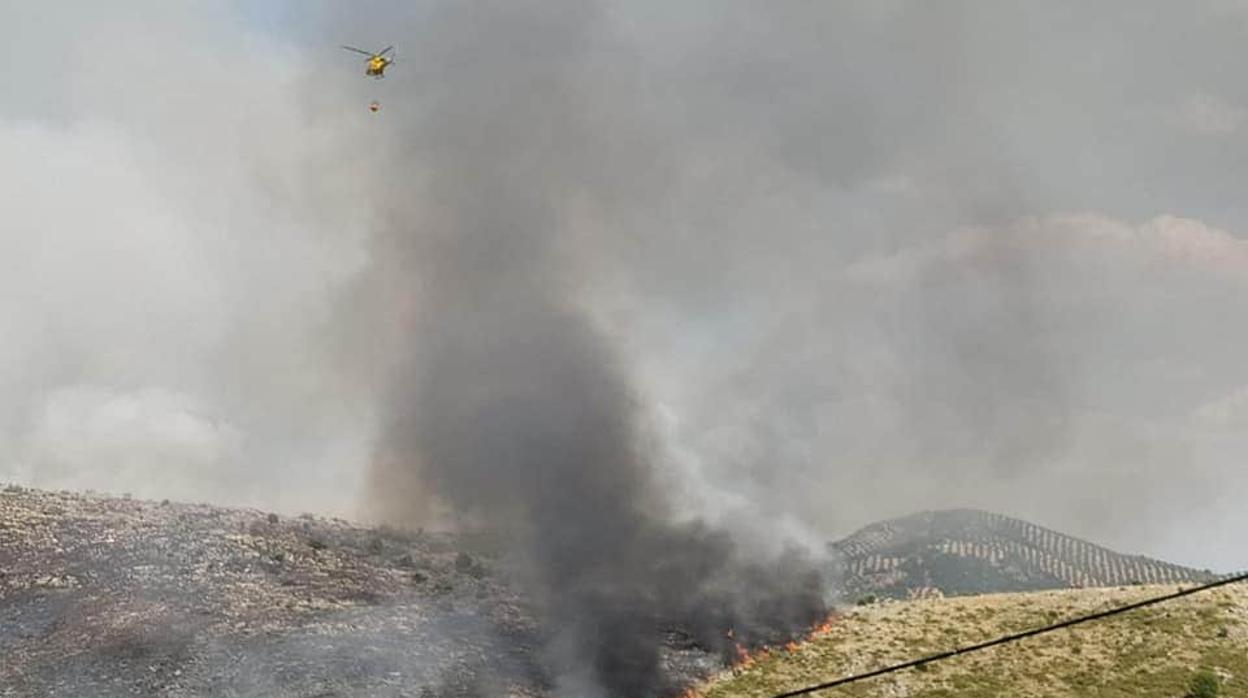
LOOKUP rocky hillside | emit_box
[699,582,1248,697]
[830,509,1216,601]
[0,486,717,697]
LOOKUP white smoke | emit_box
[0,3,376,515]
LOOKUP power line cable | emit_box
[771,570,1248,698]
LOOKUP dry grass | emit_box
[699,583,1248,698]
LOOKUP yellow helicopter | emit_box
[341,45,394,78]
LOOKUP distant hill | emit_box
[828,509,1216,601]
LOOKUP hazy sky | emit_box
[2,1,1246,572]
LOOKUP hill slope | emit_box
[700,582,1248,698]
[0,486,722,696]
[830,509,1215,600]
[0,485,552,696]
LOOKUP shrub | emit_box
[1185,669,1220,698]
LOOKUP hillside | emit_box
[830,509,1215,601]
[700,582,1248,698]
[4,487,1232,696]
[0,485,719,696]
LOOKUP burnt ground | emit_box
[0,485,720,697]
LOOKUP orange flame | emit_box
[681,612,843,695]
[810,611,840,636]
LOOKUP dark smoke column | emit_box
[367,1,828,694]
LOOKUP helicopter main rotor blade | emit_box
[378,45,394,56]
[341,45,374,57]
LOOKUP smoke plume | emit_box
[346,2,827,693]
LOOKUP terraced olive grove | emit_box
[831,510,1215,601]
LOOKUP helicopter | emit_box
[341,45,394,79]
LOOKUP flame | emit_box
[726,612,841,671]
[726,635,775,674]
[810,613,838,636]
[680,612,843,696]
